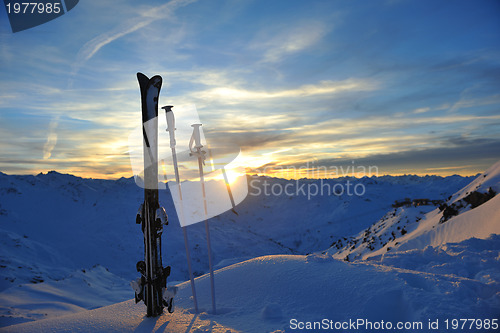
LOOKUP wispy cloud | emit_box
[251,21,329,63]
[412,107,430,114]
[448,93,500,113]
[160,69,250,89]
[195,78,379,103]
[70,0,198,81]
[43,117,59,159]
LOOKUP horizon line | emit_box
[0,169,481,181]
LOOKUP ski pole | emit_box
[207,149,238,215]
[162,105,199,314]
[222,167,238,215]
[189,123,216,314]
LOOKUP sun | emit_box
[222,168,245,185]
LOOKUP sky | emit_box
[0,0,499,179]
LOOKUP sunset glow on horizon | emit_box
[1,1,499,180]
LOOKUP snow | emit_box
[397,194,500,251]
[395,161,500,249]
[3,248,499,332]
[0,265,129,326]
[327,161,500,261]
[0,161,499,331]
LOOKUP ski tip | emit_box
[137,73,149,92]
[137,72,148,80]
[150,75,163,87]
[162,105,174,112]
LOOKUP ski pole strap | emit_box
[190,124,203,150]
[189,124,206,163]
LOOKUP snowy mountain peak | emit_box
[448,159,500,204]
[328,161,500,261]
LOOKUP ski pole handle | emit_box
[162,106,176,148]
[189,124,203,151]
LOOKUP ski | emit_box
[133,72,172,317]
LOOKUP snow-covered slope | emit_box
[3,237,499,332]
[0,171,472,286]
[0,165,497,329]
[396,161,500,250]
[0,265,129,326]
[328,160,500,260]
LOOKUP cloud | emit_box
[342,138,500,174]
[206,129,291,152]
[251,21,329,63]
[300,113,500,136]
[273,137,500,177]
[195,78,379,103]
[160,69,249,88]
[70,0,197,80]
[412,107,430,114]
[448,93,500,113]
[43,117,59,159]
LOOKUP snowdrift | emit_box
[3,246,499,332]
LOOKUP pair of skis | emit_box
[132,73,175,317]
